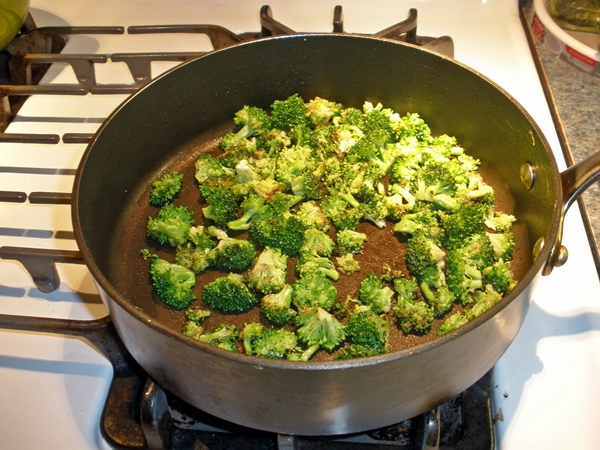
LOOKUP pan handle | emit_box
[543,151,600,275]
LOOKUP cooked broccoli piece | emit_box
[260,284,297,325]
[394,298,434,335]
[320,194,363,231]
[437,286,503,336]
[199,183,240,228]
[149,171,184,206]
[422,284,455,317]
[392,276,419,303]
[485,210,516,233]
[201,273,257,313]
[270,93,310,132]
[404,232,446,289]
[219,105,271,151]
[290,169,322,200]
[357,272,394,314]
[306,96,343,127]
[241,322,299,359]
[187,226,217,250]
[294,201,331,233]
[234,158,263,184]
[146,203,195,247]
[147,255,196,310]
[207,232,257,272]
[291,273,338,311]
[409,163,460,212]
[175,243,211,275]
[437,310,471,336]
[300,228,335,259]
[227,194,274,231]
[246,247,288,295]
[194,153,235,185]
[197,324,239,352]
[486,231,516,261]
[181,306,211,338]
[455,172,495,204]
[250,213,306,257]
[393,206,441,240]
[335,253,361,275]
[267,191,303,214]
[345,306,389,354]
[482,260,517,295]
[440,202,488,250]
[445,246,485,305]
[295,307,346,352]
[335,229,367,255]
[296,254,340,281]
[360,194,389,229]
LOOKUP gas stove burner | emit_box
[0,5,453,133]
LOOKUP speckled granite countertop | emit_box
[527,20,600,267]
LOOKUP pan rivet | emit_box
[520,162,535,189]
[556,246,569,267]
[533,237,544,260]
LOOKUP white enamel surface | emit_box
[1,1,599,448]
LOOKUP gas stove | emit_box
[1,1,600,449]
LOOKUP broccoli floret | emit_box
[197,324,239,352]
[290,169,322,200]
[335,253,361,275]
[300,228,335,259]
[207,232,257,272]
[246,247,288,295]
[357,272,394,314]
[409,163,460,212]
[294,201,331,233]
[234,158,263,184]
[335,229,367,255]
[404,233,446,288]
[199,184,240,228]
[182,306,210,339]
[394,298,434,335]
[360,194,389,229]
[146,203,195,247]
[241,323,299,359]
[486,231,516,261]
[227,194,274,231]
[320,194,363,231]
[440,202,488,250]
[250,213,306,257]
[175,244,211,275]
[485,211,516,233]
[202,273,257,313]
[194,153,235,185]
[482,260,517,295]
[291,273,338,311]
[187,226,217,250]
[455,172,495,204]
[437,310,471,336]
[392,276,419,303]
[149,171,184,206]
[148,255,196,310]
[267,191,303,214]
[260,284,297,325]
[306,96,343,127]
[219,105,271,150]
[345,306,389,354]
[296,254,339,281]
[393,206,441,241]
[270,94,309,132]
[422,284,455,317]
[295,307,346,352]
[445,247,484,305]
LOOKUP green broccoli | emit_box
[194,153,235,185]
[187,226,217,250]
[246,247,288,295]
[486,231,516,261]
[149,171,184,206]
[181,306,211,338]
[260,284,297,325]
[197,324,239,352]
[291,273,338,311]
[219,105,271,151]
[482,260,517,295]
[294,200,331,233]
[296,254,339,281]
[320,194,363,231]
[300,228,335,259]
[270,93,310,132]
[201,273,257,313]
[227,194,274,231]
[440,202,488,250]
[199,184,240,229]
[335,253,361,275]
[295,306,346,352]
[404,232,446,290]
[174,244,211,275]
[357,272,394,314]
[335,229,367,255]
[146,203,195,247]
[250,213,306,257]
[345,306,389,354]
[394,298,434,335]
[409,163,460,212]
[267,191,303,214]
[241,323,299,359]
[306,96,343,127]
[147,255,196,310]
[207,231,257,272]
[485,210,516,233]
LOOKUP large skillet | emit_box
[72,34,600,436]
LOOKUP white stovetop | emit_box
[1,1,600,449]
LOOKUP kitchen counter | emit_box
[530,21,600,270]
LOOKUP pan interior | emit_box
[75,34,558,359]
